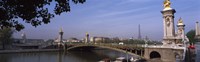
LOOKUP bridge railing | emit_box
[65,42,144,50]
[64,42,145,57]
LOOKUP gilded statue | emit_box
[178,18,183,24]
[164,0,171,9]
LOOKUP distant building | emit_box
[13,39,44,44]
[12,32,46,49]
[90,37,110,43]
[67,38,80,42]
[13,39,45,49]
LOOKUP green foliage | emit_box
[186,29,195,44]
[0,28,14,49]
[0,0,86,31]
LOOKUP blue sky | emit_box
[13,0,200,41]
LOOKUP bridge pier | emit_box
[131,50,134,53]
[141,50,143,56]
[144,47,185,62]
[135,50,137,55]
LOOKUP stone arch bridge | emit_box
[44,43,185,62]
[66,43,144,58]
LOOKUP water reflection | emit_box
[57,51,62,62]
[0,48,135,62]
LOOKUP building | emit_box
[13,39,44,49]
[66,38,80,42]
[90,37,110,43]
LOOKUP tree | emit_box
[0,0,86,31]
[0,28,14,49]
[186,29,195,44]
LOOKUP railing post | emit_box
[135,50,137,55]
[141,49,143,56]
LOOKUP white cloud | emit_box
[128,0,156,2]
[118,0,159,5]
[94,6,155,18]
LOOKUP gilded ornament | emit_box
[164,0,171,9]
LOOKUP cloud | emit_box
[118,0,159,5]
[94,6,155,18]
[128,0,156,2]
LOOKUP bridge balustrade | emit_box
[65,43,145,57]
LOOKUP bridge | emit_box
[68,43,144,56]
[43,42,186,62]
[46,1,188,62]
[44,43,146,59]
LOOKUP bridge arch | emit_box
[67,45,142,58]
[150,51,161,59]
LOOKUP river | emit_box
[195,42,200,62]
[0,48,135,62]
[1,44,199,62]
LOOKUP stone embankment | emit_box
[0,49,61,54]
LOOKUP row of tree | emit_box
[186,30,196,44]
[0,28,14,50]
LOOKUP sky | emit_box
[13,0,200,41]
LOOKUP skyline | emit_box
[13,0,200,41]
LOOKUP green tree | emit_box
[0,0,85,31]
[0,28,14,50]
[186,29,195,44]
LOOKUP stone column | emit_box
[135,50,137,55]
[196,22,199,36]
[161,9,176,38]
[177,18,185,45]
[195,22,200,42]
[161,8,176,46]
[59,28,64,47]
[141,50,143,56]
[21,32,26,43]
[85,32,89,43]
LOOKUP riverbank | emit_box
[0,49,61,54]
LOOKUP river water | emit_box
[0,48,135,62]
[1,44,199,62]
[195,43,200,62]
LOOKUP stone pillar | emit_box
[196,22,199,36]
[141,50,143,56]
[161,6,176,46]
[59,28,64,47]
[85,32,89,43]
[177,18,185,44]
[21,32,26,43]
[135,50,137,55]
[195,22,200,42]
